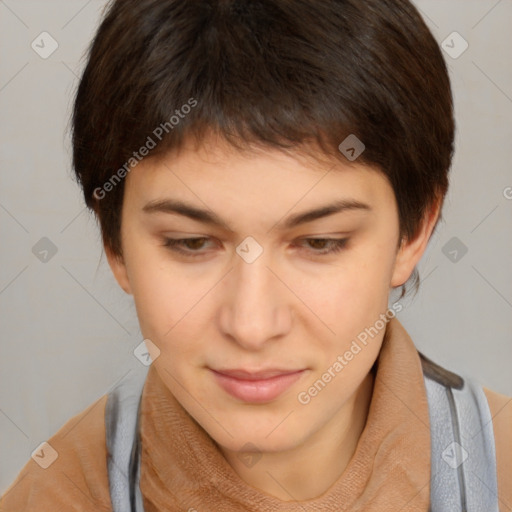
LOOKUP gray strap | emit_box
[130,401,145,512]
[425,375,499,511]
[105,368,148,512]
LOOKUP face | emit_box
[106,135,436,455]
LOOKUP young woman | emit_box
[1,0,510,510]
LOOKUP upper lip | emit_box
[210,368,305,380]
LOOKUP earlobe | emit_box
[104,246,132,295]
[391,198,442,288]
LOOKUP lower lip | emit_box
[211,370,306,403]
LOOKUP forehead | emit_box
[123,137,396,225]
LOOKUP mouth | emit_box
[209,367,307,403]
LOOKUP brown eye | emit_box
[298,238,349,255]
[162,237,213,257]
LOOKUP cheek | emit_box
[351,235,397,292]
[127,260,214,372]
[317,243,395,340]
[305,243,393,311]
[124,247,188,339]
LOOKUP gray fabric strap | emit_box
[131,399,145,512]
[105,368,148,512]
[424,374,499,511]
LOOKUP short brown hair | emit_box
[71,0,454,297]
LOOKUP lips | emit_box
[209,367,306,403]
[213,368,301,380]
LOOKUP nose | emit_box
[218,250,291,351]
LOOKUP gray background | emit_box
[1,0,511,494]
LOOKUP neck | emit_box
[219,369,375,501]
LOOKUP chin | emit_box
[207,412,307,453]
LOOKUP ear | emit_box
[104,245,133,295]
[391,197,442,287]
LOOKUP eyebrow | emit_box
[142,198,371,231]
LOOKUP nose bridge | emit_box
[235,252,272,308]
[220,244,288,348]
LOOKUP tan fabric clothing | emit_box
[1,318,511,511]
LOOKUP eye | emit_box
[296,238,349,255]
[161,237,214,257]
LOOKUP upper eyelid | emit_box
[163,235,348,242]
[161,231,352,240]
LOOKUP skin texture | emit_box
[105,135,440,501]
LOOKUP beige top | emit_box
[1,317,511,511]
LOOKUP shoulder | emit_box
[483,386,512,512]
[0,393,113,512]
[419,351,511,509]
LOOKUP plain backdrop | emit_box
[1,0,511,494]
